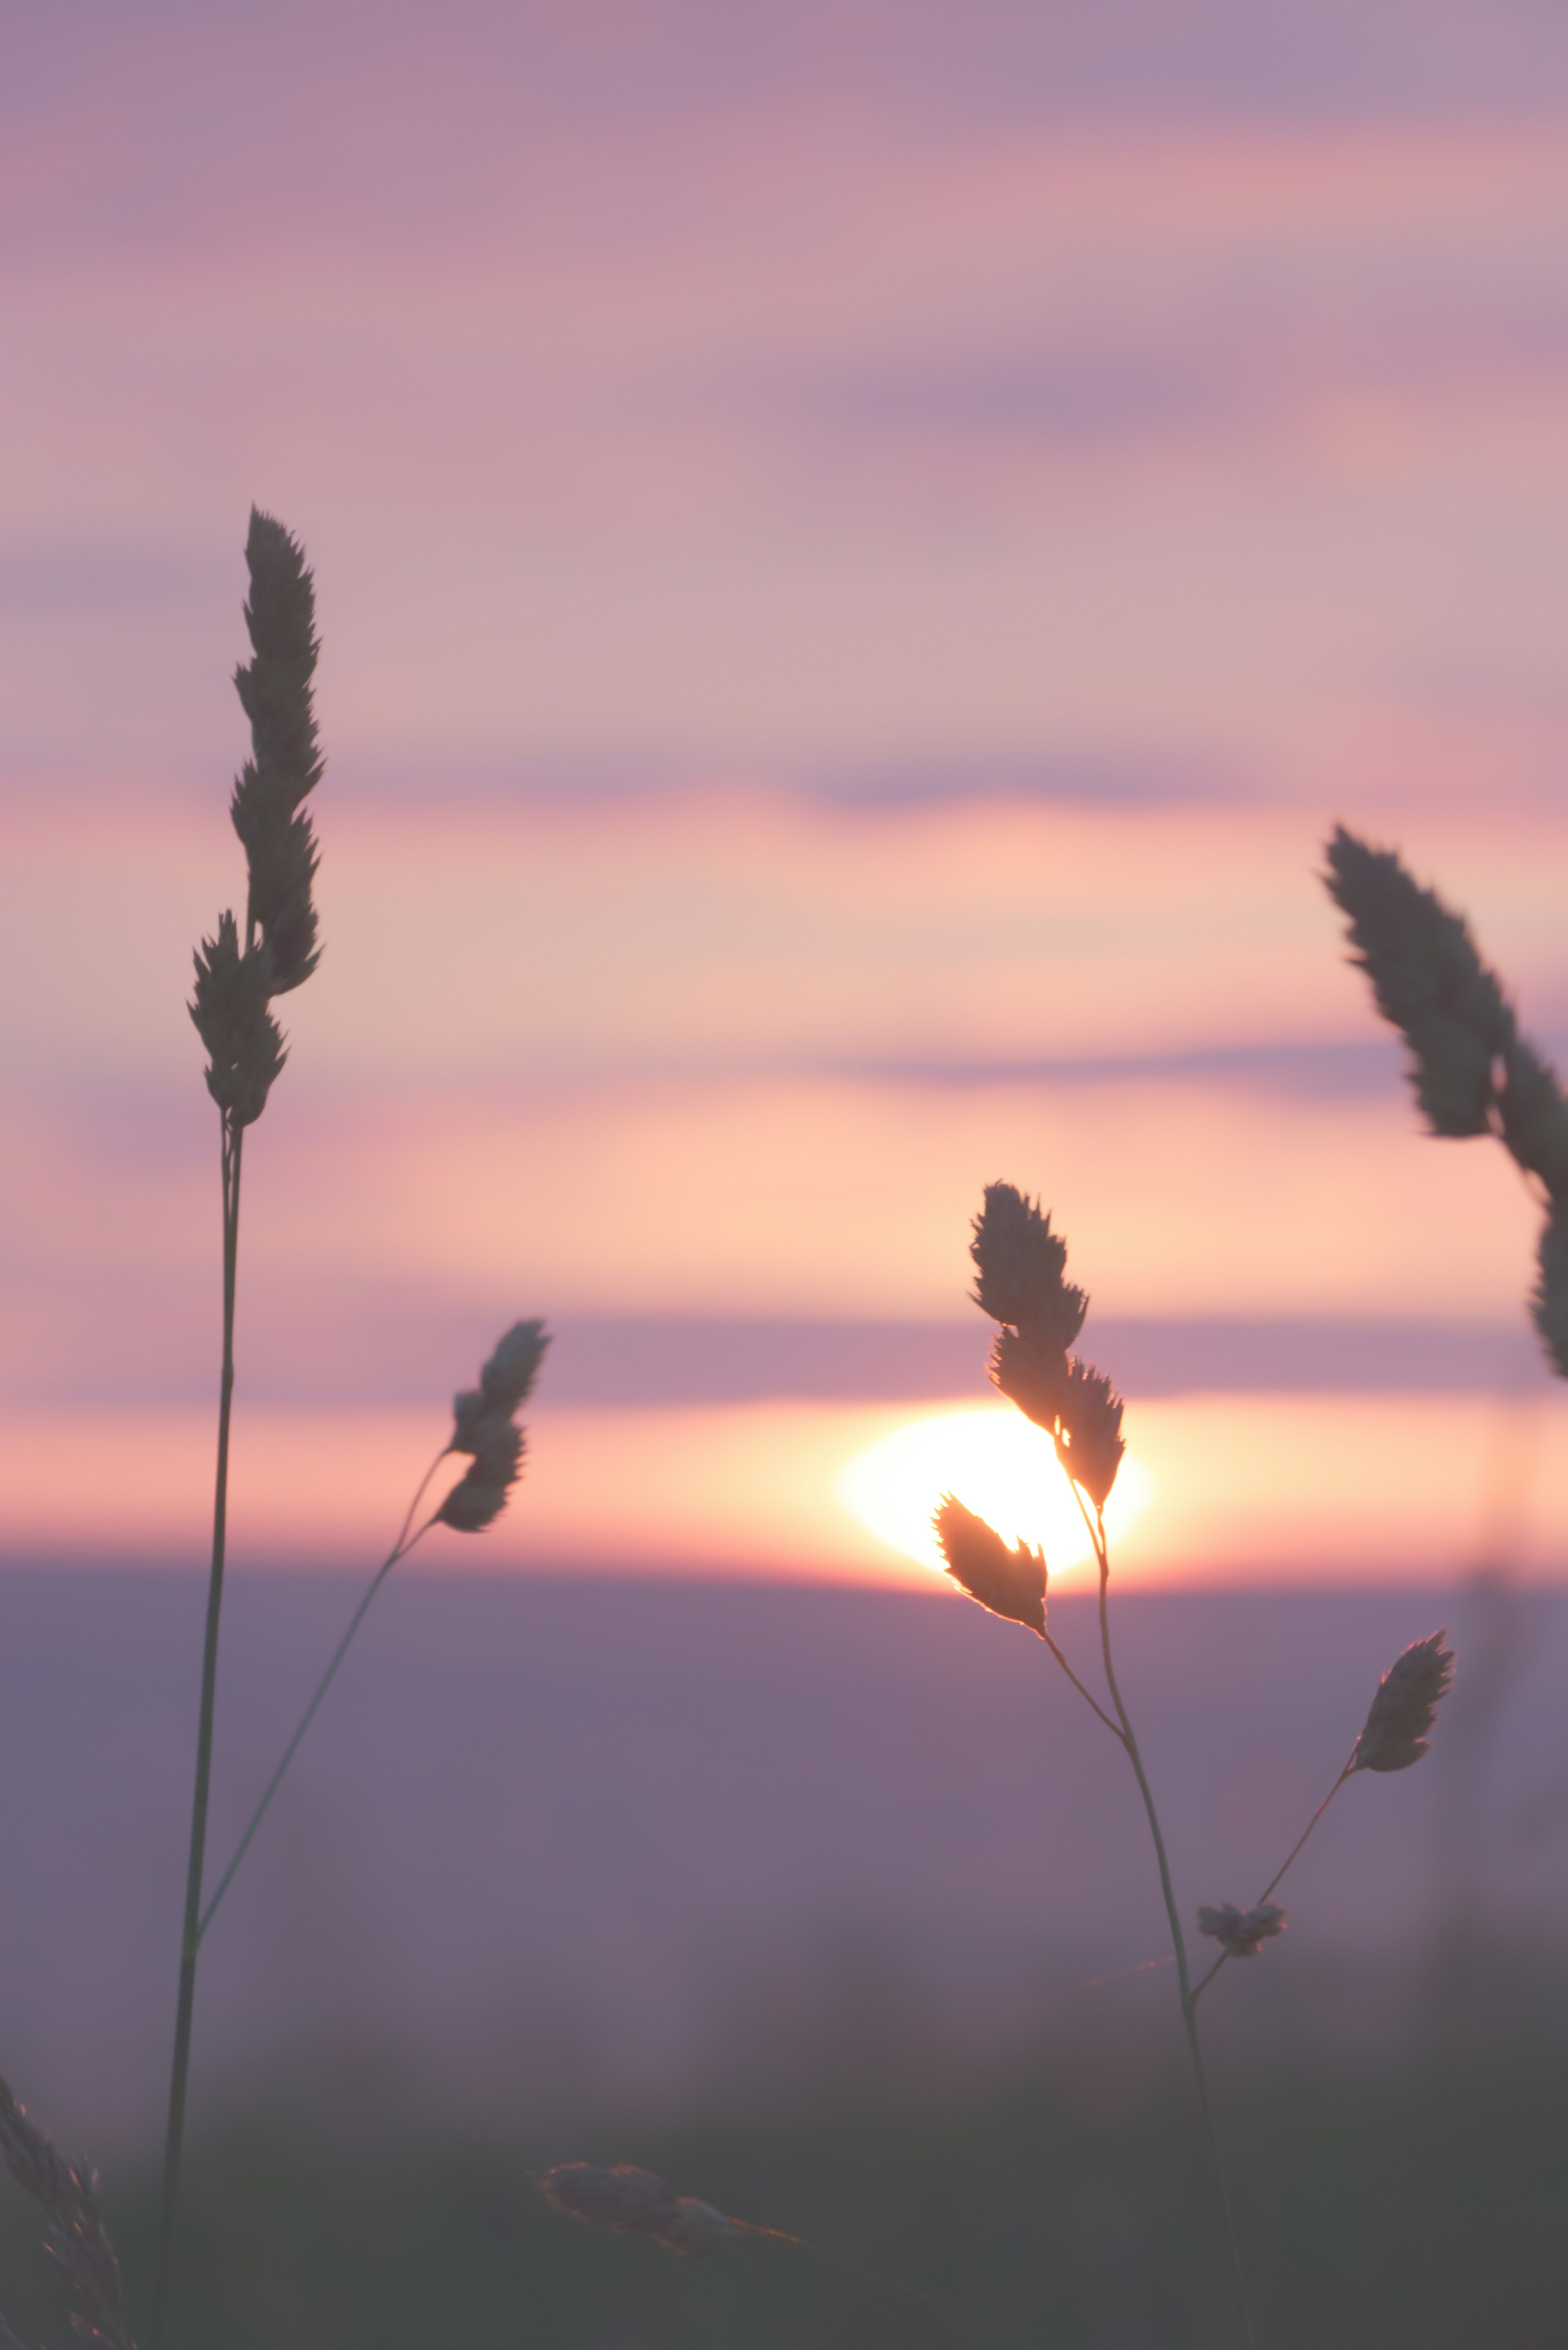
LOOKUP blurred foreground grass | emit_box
[5,2052,1566,2348]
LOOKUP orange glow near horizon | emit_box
[2,1390,1564,1590]
[835,1406,1154,1577]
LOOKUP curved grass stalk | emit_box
[1065,1480,1257,2350]
[1190,1755,1356,2007]
[197,1453,450,1941]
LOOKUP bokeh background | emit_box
[4,3,1568,2343]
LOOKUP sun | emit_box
[835,1405,1153,1577]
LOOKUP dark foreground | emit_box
[4,2053,1567,2350]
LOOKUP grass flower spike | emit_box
[942,1179,1460,2349]
[150,519,549,2348]
[188,910,286,1128]
[0,2071,134,2350]
[156,512,327,2350]
[1350,1629,1455,1774]
[1053,1357,1126,1508]
[933,1495,1047,1634]
[1198,1902,1287,1959]
[1324,827,1568,1373]
[536,2165,741,2258]
[970,1183,1086,1348]
[443,1318,548,1533]
[196,1317,550,1943]
[1323,825,1515,1137]
[229,506,324,993]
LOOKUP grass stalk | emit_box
[197,1451,448,1941]
[1191,1757,1355,2006]
[149,1118,243,2350]
[1080,1494,1257,2350]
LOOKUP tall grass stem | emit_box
[149,1122,243,2350]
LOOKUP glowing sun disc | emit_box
[835,1406,1153,1576]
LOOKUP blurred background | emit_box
[3,0,1568,2341]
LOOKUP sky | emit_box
[4,0,1568,1585]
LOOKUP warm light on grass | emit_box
[835,1405,1154,1576]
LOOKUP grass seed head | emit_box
[1053,1359,1126,1509]
[443,1323,550,1528]
[1497,1036,1568,1200]
[537,2163,682,2234]
[989,1324,1070,1430]
[477,1319,550,1416]
[188,911,287,1128]
[230,510,324,994]
[1198,1902,1286,1958]
[1534,1208,1568,1378]
[535,2165,742,2258]
[1350,1628,1455,1773]
[933,1495,1047,1634]
[970,1183,1088,1349]
[437,1423,525,1533]
[659,2199,744,2258]
[0,2073,133,2350]
[1323,827,1516,1138]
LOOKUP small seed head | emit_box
[1350,1628,1455,1773]
[479,1319,550,1416]
[535,2165,743,2259]
[189,911,287,1128]
[933,1495,1046,1634]
[1198,1901,1286,1959]
[1053,1358,1126,1508]
[438,1424,525,1533]
[537,2163,680,2235]
[970,1183,1087,1348]
[989,1324,1070,1431]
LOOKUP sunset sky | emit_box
[4,0,1568,1586]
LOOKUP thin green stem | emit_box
[149,1118,243,2350]
[1191,1754,1356,2009]
[1075,1489,1257,2350]
[198,1459,448,1942]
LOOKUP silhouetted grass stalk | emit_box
[149,1122,243,2350]
[144,513,550,2346]
[1077,1490,1256,2350]
[934,1181,1456,2350]
[197,1457,443,1938]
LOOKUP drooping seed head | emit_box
[932,1495,1046,1634]
[535,2164,743,2259]
[1052,1358,1125,1509]
[0,2074,132,2350]
[659,2199,744,2258]
[1197,1902,1286,1959]
[1534,1208,1568,1379]
[1350,1628,1455,1773]
[1497,1037,1568,1201]
[970,1183,1088,1348]
[537,2163,681,2235]
[1323,828,1516,1139]
[437,1423,525,1533]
